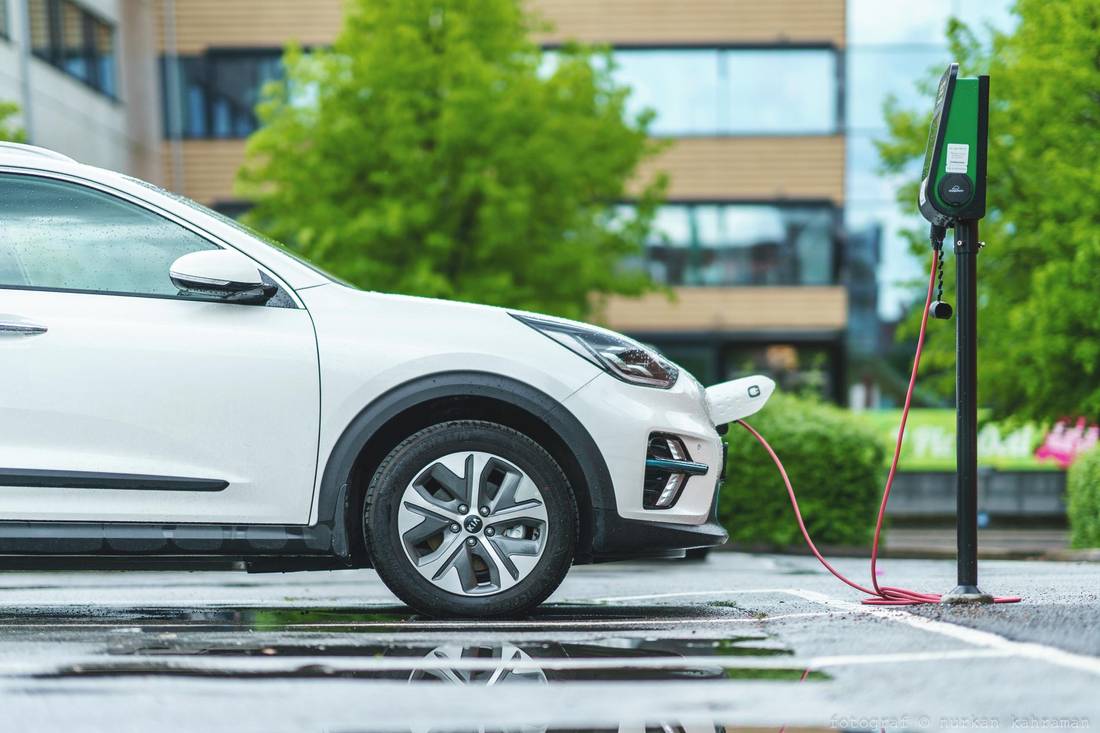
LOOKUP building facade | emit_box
[3,0,854,399]
[0,0,161,180]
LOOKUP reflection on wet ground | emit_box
[121,636,790,658]
[3,603,827,684]
[0,603,745,630]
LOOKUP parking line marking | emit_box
[808,648,1011,667]
[587,586,1100,677]
[589,589,795,603]
[786,588,1100,678]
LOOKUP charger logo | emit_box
[748,385,761,398]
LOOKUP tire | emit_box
[364,420,578,618]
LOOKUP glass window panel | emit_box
[612,48,836,136]
[184,82,206,137]
[848,0,955,45]
[644,204,693,284]
[845,198,927,320]
[0,0,9,38]
[28,0,50,58]
[850,0,1014,46]
[92,18,116,97]
[208,53,282,138]
[724,49,837,134]
[638,203,836,287]
[25,0,116,96]
[648,204,693,245]
[792,208,836,285]
[163,52,284,139]
[846,47,951,133]
[60,1,88,82]
[846,132,923,203]
[0,175,218,296]
[612,50,721,135]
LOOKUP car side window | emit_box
[0,173,219,297]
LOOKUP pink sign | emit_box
[1034,418,1099,469]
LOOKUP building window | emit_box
[28,0,116,97]
[1,0,9,39]
[161,51,283,139]
[629,202,840,287]
[610,47,839,136]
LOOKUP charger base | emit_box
[940,585,994,604]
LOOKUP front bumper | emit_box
[563,372,726,526]
[563,371,726,533]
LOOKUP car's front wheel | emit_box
[364,420,577,618]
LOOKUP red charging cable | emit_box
[738,252,1021,606]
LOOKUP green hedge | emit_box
[1068,448,1100,548]
[718,394,886,548]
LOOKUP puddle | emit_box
[35,636,826,684]
[5,603,830,685]
[40,656,824,683]
[115,636,792,659]
[0,606,413,630]
[0,603,748,631]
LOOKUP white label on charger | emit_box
[945,143,970,173]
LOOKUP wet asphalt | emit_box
[0,551,1096,732]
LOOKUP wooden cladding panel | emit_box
[601,286,848,333]
[161,139,248,205]
[156,0,346,54]
[529,0,845,46]
[157,0,843,54]
[168,136,844,206]
[636,136,845,203]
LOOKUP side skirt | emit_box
[0,519,352,572]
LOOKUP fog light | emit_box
[643,434,708,510]
[655,472,686,508]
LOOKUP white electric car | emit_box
[0,143,774,617]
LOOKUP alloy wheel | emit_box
[397,451,549,597]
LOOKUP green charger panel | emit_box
[918,63,989,227]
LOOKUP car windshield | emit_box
[123,176,357,289]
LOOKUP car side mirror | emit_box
[170,250,277,305]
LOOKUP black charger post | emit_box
[915,64,992,604]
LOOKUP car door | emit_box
[0,171,320,524]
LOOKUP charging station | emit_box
[917,63,993,603]
[737,62,1016,607]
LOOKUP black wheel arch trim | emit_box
[316,371,618,564]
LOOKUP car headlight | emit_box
[511,314,679,389]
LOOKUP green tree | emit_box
[0,102,26,142]
[238,0,664,320]
[879,0,1100,422]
